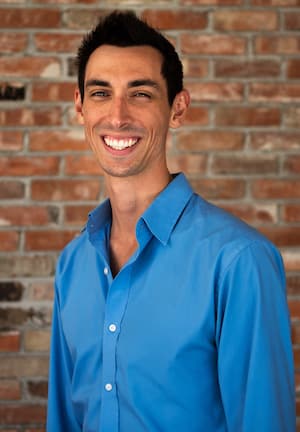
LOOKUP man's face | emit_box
[75,45,188,180]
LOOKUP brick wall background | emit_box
[0,0,299,429]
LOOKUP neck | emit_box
[105,169,172,277]
[106,168,172,237]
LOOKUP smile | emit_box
[103,136,139,150]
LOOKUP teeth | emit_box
[104,136,138,150]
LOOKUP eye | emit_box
[132,91,152,99]
[91,90,110,98]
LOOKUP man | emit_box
[47,10,295,431]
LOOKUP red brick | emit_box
[250,83,300,102]
[251,132,300,151]
[0,33,28,53]
[181,0,241,4]
[259,227,300,247]
[25,230,77,251]
[255,36,300,55]
[252,0,298,4]
[0,181,24,200]
[24,330,50,352]
[190,178,246,199]
[284,108,300,128]
[67,107,80,126]
[181,34,246,55]
[215,60,280,78]
[215,107,280,127]
[0,232,19,251]
[0,131,23,151]
[0,107,62,127]
[32,82,75,102]
[29,130,88,152]
[0,255,54,278]
[296,370,300,394]
[220,203,276,224]
[284,155,300,174]
[142,10,207,30]
[0,281,23,301]
[31,179,101,201]
[287,60,300,79]
[0,307,52,327]
[177,131,244,151]
[28,281,54,301]
[287,275,300,295]
[292,324,300,345]
[289,299,300,320]
[0,404,46,424]
[0,156,59,176]
[184,107,209,126]
[0,206,58,227]
[282,205,300,223]
[284,12,300,30]
[0,380,21,400]
[296,397,300,418]
[0,57,60,78]
[0,8,60,28]
[182,58,209,78]
[64,154,102,175]
[214,10,278,31]
[25,429,45,432]
[282,251,300,272]
[212,154,278,175]
[27,381,48,399]
[63,9,107,30]
[64,205,94,226]
[33,0,96,3]
[252,179,300,199]
[186,82,243,102]
[167,154,207,175]
[34,32,82,52]
[0,331,20,352]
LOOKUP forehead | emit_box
[85,45,165,83]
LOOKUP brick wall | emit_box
[0,0,299,430]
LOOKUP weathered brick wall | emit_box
[0,0,299,429]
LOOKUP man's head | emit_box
[76,10,184,106]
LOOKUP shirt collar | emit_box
[87,173,194,245]
[88,198,111,234]
[140,173,194,245]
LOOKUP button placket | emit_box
[100,265,132,431]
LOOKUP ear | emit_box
[169,89,190,129]
[74,87,84,125]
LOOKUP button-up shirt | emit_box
[47,173,295,432]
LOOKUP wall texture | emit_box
[0,0,299,430]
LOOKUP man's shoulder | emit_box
[183,193,274,251]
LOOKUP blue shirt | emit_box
[47,173,295,432]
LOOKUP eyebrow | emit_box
[85,78,160,90]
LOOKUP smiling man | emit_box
[46,10,295,432]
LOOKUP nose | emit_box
[108,96,131,129]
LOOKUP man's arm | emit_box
[216,241,295,432]
[47,284,81,431]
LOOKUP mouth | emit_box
[103,136,139,151]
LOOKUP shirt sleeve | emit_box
[216,240,296,432]
[46,282,81,432]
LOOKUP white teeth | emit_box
[104,136,138,150]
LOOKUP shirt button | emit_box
[103,267,109,275]
[108,323,117,333]
[105,383,113,392]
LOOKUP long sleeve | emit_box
[216,240,295,432]
[46,282,81,432]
